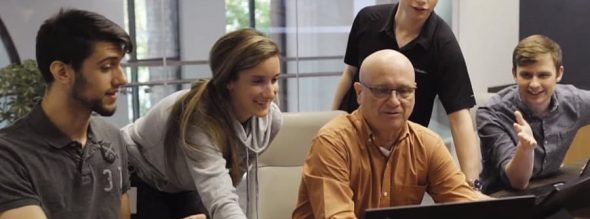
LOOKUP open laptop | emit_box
[365,195,536,219]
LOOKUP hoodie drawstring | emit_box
[246,149,260,219]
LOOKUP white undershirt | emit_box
[378,146,392,157]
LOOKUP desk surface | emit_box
[490,160,585,198]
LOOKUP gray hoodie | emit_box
[121,89,282,219]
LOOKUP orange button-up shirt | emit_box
[292,110,478,219]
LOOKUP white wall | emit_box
[455,0,519,99]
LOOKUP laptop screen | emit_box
[364,195,535,219]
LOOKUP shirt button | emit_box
[383,192,388,197]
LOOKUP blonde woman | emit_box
[122,28,282,219]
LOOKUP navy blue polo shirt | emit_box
[0,104,129,219]
[341,3,475,126]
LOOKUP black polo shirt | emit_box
[0,104,129,219]
[341,3,475,126]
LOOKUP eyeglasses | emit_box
[359,81,417,99]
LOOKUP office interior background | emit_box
[0,0,521,155]
[2,0,588,146]
[0,0,516,140]
[5,0,590,157]
[3,0,590,216]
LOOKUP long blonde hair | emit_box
[164,28,280,184]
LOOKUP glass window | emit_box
[125,0,180,120]
[120,0,455,125]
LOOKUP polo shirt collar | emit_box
[26,103,95,149]
[379,3,436,50]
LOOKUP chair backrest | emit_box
[258,110,346,219]
[563,124,590,165]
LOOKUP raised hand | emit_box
[513,111,537,150]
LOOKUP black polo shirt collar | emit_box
[378,3,436,50]
[26,104,96,149]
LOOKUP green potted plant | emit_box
[0,59,45,126]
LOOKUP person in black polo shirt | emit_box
[0,9,132,219]
[332,0,482,185]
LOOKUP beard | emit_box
[71,74,116,116]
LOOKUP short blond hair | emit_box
[512,34,562,75]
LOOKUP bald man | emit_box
[293,50,481,219]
